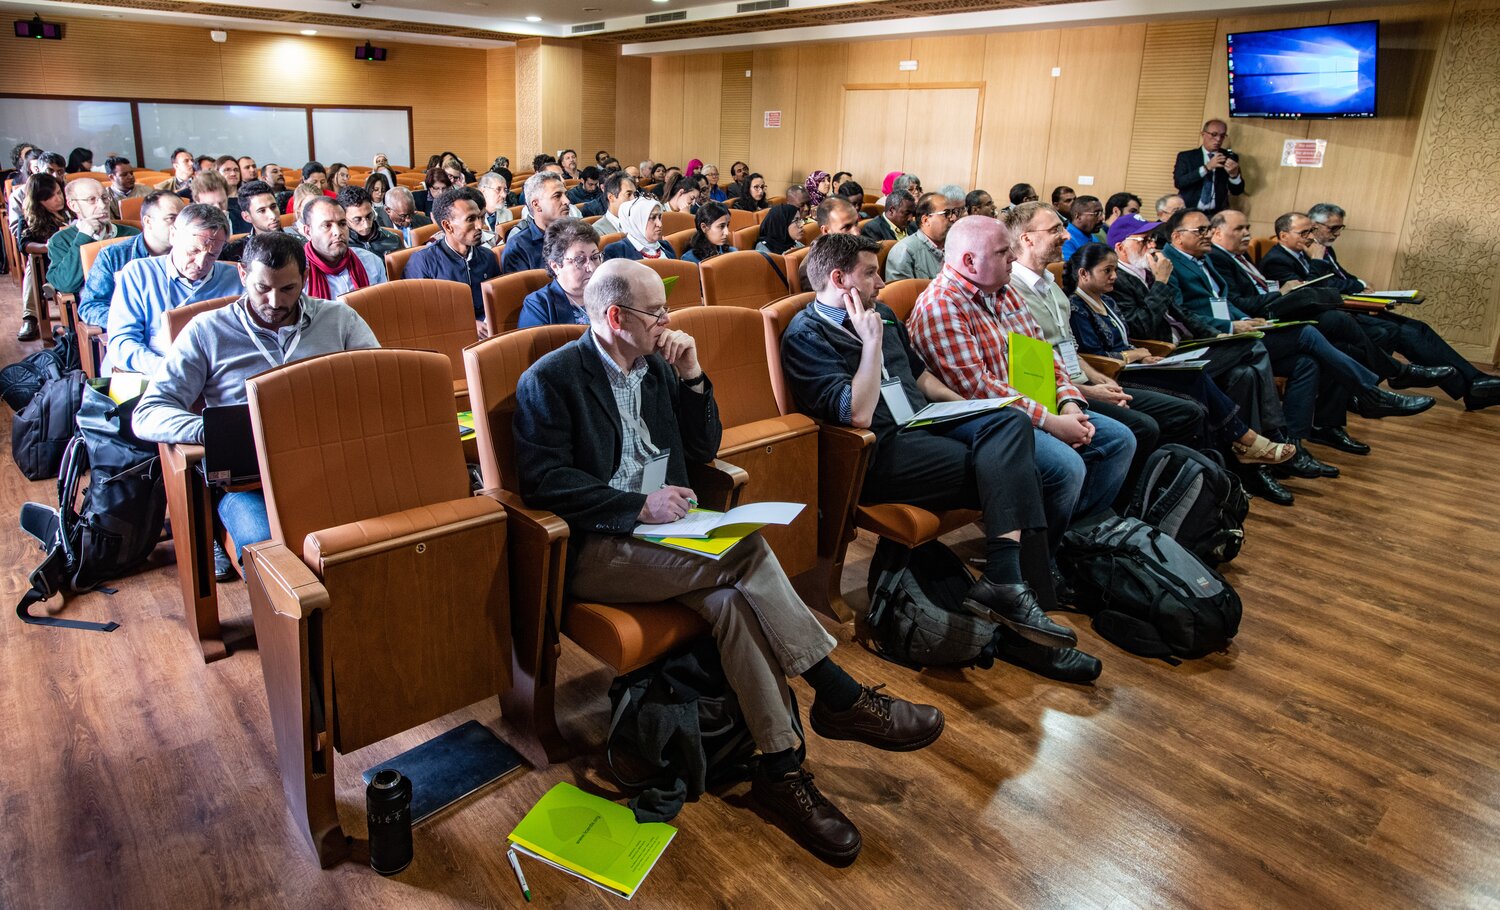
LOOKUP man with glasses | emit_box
[592,172,638,235]
[1060,195,1105,260]
[885,192,955,281]
[1260,205,1500,411]
[78,192,186,327]
[405,187,500,336]
[1174,119,1244,216]
[519,219,604,328]
[515,256,943,867]
[383,186,433,247]
[339,185,404,258]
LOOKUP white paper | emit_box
[879,379,915,424]
[904,397,1019,426]
[1149,349,1208,366]
[1057,339,1082,378]
[1364,290,1419,298]
[634,502,805,539]
[640,453,669,494]
[1210,297,1232,321]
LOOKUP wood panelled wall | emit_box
[644,0,1500,360]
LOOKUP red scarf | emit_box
[304,243,370,299]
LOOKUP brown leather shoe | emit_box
[751,767,861,866]
[809,684,944,752]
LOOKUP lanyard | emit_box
[1199,259,1221,297]
[236,304,303,370]
[815,302,889,380]
[1077,289,1129,346]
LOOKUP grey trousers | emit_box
[569,532,837,753]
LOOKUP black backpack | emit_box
[1060,515,1241,662]
[12,369,86,481]
[0,343,68,412]
[605,638,804,823]
[1126,444,1249,566]
[16,383,168,633]
[864,538,1000,669]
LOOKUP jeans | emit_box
[1032,410,1136,550]
[217,490,270,562]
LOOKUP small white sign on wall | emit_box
[1281,139,1327,168]
[764,110,782,129]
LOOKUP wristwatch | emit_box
[682,373,707,391]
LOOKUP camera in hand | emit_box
[367,768,413,875]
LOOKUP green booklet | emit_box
[508,782,676,900]
[1006,331,1058,414]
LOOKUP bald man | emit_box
[780,230,1100,683]
[513,258,943,866]
[46,176,140,296]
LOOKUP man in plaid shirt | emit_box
[906,216,1135,552]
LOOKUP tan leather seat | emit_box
[1250,236,1277,264]
[243,348,512,867]
[480,268,551,336]
[728,209,758,231]
[701,250,791,309]
[119,196,147,221]
[800,221,822,246]
[879,278,931,321]
[732,224,759,251]
[339,278,478,405]
[598,231,625,249]
[411,223,441,247]
[641,258,703,310]
[73,235,134,377]
[659,210,696,236]
[277,213,297,228]
[876,239,897,274]
[783,246,812,293]
[384,246,418,281]
[662,229,695,258]
[1046,261,1064,283]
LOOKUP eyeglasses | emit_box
[1323,224,1346,234]
[560,252,605,269]
[1173,226,1213,237]
[616,303,669,324]
[1026,224,1068,236]
[1293,228,1316,238]
[1203,130,1227,139]
[936,207,962,220]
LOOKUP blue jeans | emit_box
[217,490,270,563]
[1032,410,1136,550]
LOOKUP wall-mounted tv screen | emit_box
[1227,21,1378,119]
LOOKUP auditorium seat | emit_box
[783,246,812,293]
[728,209,758,231]
[659,211,696,235]
[243,348,512,866]
[1249,236,1277,264]
[277,213,297,229]
[876,239,896,274]
[410,223,440,247]
[701,250,791,309]
[598,231,625,249]
[384,246,418,281]
[732,224,759,251]
[339,278,477,406]
[800,221,822,246]
[480,269,551,336]
[75,236,132,377]
[663,229,696,257]
[640,258,704,309]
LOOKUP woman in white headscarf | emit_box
[602,196,678,261]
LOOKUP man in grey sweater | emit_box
[134,231,379,564]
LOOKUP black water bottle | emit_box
[367,768,413,875]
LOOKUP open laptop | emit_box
[200,404,261,486]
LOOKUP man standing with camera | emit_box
[1174,119,1245,216]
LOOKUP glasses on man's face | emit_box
[1028,224,1067,237]
[1294,228,1316,238]
[1324,224,1346,234]
[616,303,669,325]
[1174,225,1212,237]
[1203,130,1227,139]
[939,207,962,220]
[560,251,605,270]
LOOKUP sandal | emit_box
[1231,434,1296,465]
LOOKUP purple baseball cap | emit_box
[1106,213,1161,248]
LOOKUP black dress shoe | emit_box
[1464,376,1500,412]
[752,767,861,867]
[809,684,944,752]
[1354,387,1435,419]
[1273,444,1339,479]
[963,579,1077,648]
[16,317,38,342]
[995,630,1102,683]
[1388,362,1456,390]
[212,541,236,582]
[1306,426,1371,455]
[1242,466,1294,506]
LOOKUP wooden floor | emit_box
[2,284,1499,910]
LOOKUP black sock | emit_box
[762,747,800,777]
[983,537,1024,585]
[801,657,862,712]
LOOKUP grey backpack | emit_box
[864,539,999,669]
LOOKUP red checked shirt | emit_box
[906,265,1085,427]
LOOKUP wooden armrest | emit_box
[1131,338,1176,356]
[687,458,749,511]
[480,488,570,545]
[163,442,205,473]
[243,541,328,620]
[816,423,876,556]
[23,242,47,257]
[1082,353,1124,379]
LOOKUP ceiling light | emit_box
[652,1,670,4]
[300,29,318,35]
[525,15,542,21]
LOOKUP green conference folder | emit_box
[1006,331,1058,415]
[508,782,676,900]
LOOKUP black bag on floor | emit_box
[864,538,1000,669]
[0,331,81,413]
[1126,443,1249,566]
[16,383,167,632]
[1060,515,1241,662]
[11,369,86,481]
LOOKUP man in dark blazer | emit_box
[512,258,943,867]
[857,191,913,243]
[1262,205,1500,411]
[1173,119,1245,216]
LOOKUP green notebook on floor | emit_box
[508,782,676,900]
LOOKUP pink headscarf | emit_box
[685,158,703,177]
[805,170,830,206]
[882,171,903,196]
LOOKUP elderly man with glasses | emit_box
[1173,119,1244,216]
[884,192,957,281]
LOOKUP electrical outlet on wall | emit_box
[1078,176,1095,186]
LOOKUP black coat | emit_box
[513,333,721,541]
[1259,243,1366,296]
[1207,244,1345,318]
[1110,267,1219,342]
[859,215,901,243]
[1172,149,1245,215]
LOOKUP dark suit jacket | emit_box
[513,333,721,541]
[517,280,587,329]
[1259,243,1366,296]
[1111,267,1218,342]
[859,215,901,243]
[1163,244,1246,333]
[1208,244,1346,318]
[1172,148,1245,215]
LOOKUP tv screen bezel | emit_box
[1226,19,1380,120]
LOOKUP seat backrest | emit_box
[663,229,696,258]
[278,213,297,228]
[861,204,884,218]
[582,214,603,225]
[701,250,791,309]
[863,193,880,204]
[464,325,588,491]
[669,307,780,428]
[65,172,105,184]
[754,208,772,224]
[340,279,477,384]
[385,246,419,281]
[800,221,822,246]
[1249,236,1276,264]
[79,235,131,281]
[879,278,931,322]
[783,246,811,293]
[728,209,758,231]
[1045,261,1064,283]
[659,211,696,236]
[119,196,146,222]
[760,293,815,416]
[876,239,897,273]
[164,295,237,342]
[641,258,703,309]
[507,205,525,221]
[480,269,551,336]
[599,231,625,249]
[246,348,471,562]
[732,224,760,251]
[411,223,441,247]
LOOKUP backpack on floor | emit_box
[0,331,81,413]
[1126,444,1249,566]
[16,383,167,633]
[11,369,86,481]
[1060,515,1241,662]
[864,538,1000,669]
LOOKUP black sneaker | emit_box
[212,541,235,582]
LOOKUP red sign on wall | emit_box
[764,110,782,129]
